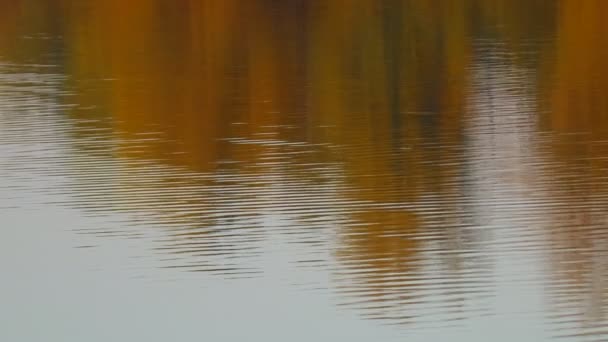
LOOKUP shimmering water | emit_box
[2,1,608,341]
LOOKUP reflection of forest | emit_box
[1,0,607,332]
[540,1,608,335]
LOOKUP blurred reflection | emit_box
[310,0,482,323]
[61,0,311,171]
[58,0,319,276]
[540,1,608,338]
[3,0,608,339]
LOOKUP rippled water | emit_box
[2,1,608,341]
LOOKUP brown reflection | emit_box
[7,0,608,334]
[544,0,608,136]
[55,0,318,276]
[540,1,608,337]
[61,0,310,172]
[307,0,475,323]
[0,1,20,51]
[0,1,62,65]
[55,0,554,325]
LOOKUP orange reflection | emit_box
[63,1,313,171]
[542,0,608,332]
[8,0,608,329]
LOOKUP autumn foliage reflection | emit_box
[3,0,608,330]
[53,0,576,324]
[542,0,608,332]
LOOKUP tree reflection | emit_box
[541,1,608,336]
[4,0,608,332]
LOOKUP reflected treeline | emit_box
[540,1,608,337]
[54,0,486,322]
[59,0,310,170]
[3,0,608,334]
[0,0,63,65]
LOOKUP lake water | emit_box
[2,1,608,341]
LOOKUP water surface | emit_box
[2,1,608,341]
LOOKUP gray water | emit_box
[2,1,608,341]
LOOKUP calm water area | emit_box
[2,1,608,341]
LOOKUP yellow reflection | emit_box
[307,0,475,322]
[542,0,608,331]
[56,0,534,323]
[10,0,605,327]
[0,1,60,63]
[546,0,608,135]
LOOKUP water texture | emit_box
[2,1,608,341]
